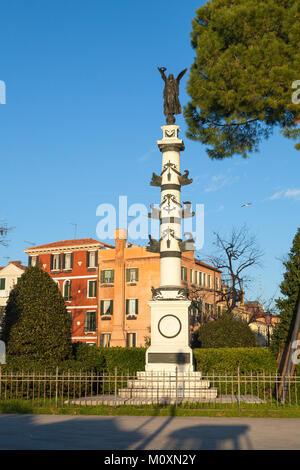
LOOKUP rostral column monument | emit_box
[145,67,195,372]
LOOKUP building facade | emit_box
[24,231,223,347]
[24,238,113,345]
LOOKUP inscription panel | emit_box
[148,352,190,364]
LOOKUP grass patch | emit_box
[0,400,300,418]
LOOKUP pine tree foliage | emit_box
[185,0,300,159]
[271,228,300,354]
[2,266,72,362]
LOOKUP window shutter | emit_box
[92,312,96,331]
[95,251,98,267]
[28,256,32,266]
[110,300,113,314]
[135,299,138,315]
[62,254,66,270]
[133,333,136,347]
[86,251,90,267]
[88,281,92,298]
[71,253,74,268]
[126,269,130,282]
[100,334,104,347]
[100,271,105,283]
[50,255,54,270]
[36,255,39,267]
[58,254,62,270]
[135,268,139,281]
[190,269,193,282]
[100,300,104,315]
[111,270,114,282]
[126,334,129,347]
[126,299,129,315]
[69,280,72,298]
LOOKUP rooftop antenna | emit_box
[24,241,36,246]
[68,223,78,239]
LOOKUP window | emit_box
[181,266,187,281]
[68,311,72,329]
[88,280,97,298]
[100,269,114,284]
[29,256,39,267]
[126,332,136,347]
[205,303,213,314]
[202,273,206,287]
[63,253,73,270]
[87,251,97,269]
[126,299,138,316]
[208,275,212,289]
[190,269,194,283]
[216,277,220,291]
[0,278,6,290]
[100,300,113,316]
[84,311,96,332]
[126,268,139,282]
[217,305,222,316]
[100,333,111,347]
[51,254,61,271]
[198,272,202,285]
[63,280,72,300]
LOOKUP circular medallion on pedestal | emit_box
[158,314,182,339]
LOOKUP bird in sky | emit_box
[241,203,252,207]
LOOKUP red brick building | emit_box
[24,238,113,344]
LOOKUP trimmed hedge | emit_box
[2,345,290,376]
[72,344,277,374]
[193,348,277,374]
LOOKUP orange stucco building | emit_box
[97,229,222,347]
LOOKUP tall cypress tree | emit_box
[2,266,72,363]
[271,228,300,355]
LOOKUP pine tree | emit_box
[271,228,300,355]
[2,266,72,363]
[185,0,300,159]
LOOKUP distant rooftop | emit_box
[24,238,114,252]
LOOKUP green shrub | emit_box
[197,315,257,348]
[193,347,277,374]
[2,267,72,363]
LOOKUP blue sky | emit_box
[0,0,299,306]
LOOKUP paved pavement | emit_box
[0,414,299,450]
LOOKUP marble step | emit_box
[118,388,218,399]
[137,371,202,379]
[126,379,211,389]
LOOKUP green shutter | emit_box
[50,255,54,270]
[110,300,113,315]
[100,334,104,346]
[126,269,130,282]
[126,299,129,315]
[111,270,114,282]
[88,281,92,297]
[86,251,90,267]
[100,300,104,315]
[190,269,193,282]
[126,333,129,347]
[100,271,105,283]
[0,279,5,290]
[28,256,32,267]
[92,311,96,331]
[62,254,66,270]
[71,253,74,268]
[133,333,136,347]
[135,299,138,315]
